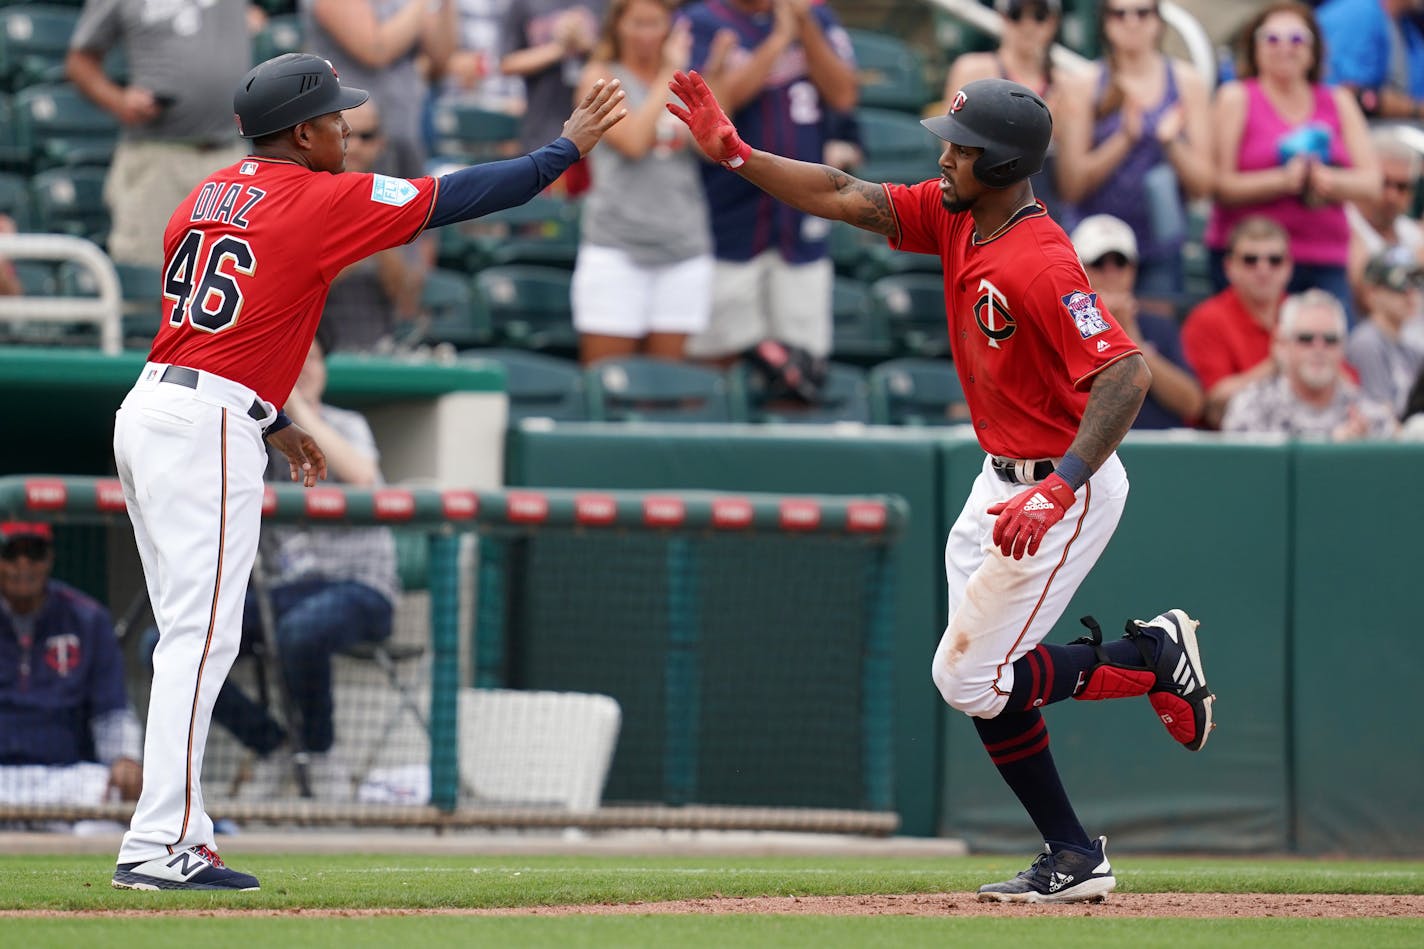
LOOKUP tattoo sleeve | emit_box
[823,167,897,238]
[1066,354,1151,470]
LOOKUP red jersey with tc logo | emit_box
[147,157,439,406]
[884,180,1140,458]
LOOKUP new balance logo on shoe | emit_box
[1023,494,1054,512]
[166,851,207,878]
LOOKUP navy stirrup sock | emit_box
[974,709,1090,850]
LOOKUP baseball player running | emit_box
[110,53,625,891]
[667,71,1214,903]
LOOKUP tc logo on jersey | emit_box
[45,634,81,676]
[974,277,1016,349]
[370,175,418,207]
[1061,290,1111,339]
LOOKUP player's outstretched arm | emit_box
[268,423,328,488]
[667,70,896,238]
[426,80,627,230]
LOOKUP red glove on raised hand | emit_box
[987,474,1078,560]
[666,69,752,169]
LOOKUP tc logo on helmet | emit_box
[950,90,968,113]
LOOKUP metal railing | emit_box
[0,233,122,355]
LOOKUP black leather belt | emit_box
[991,457,1056,485]
[159,365,267,423]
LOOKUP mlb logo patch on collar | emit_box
[370,174,418,207]
[1061,290,1111,339]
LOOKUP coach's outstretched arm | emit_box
[428,79,626,228]
[667,70,895,238]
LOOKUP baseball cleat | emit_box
[977,836,1116,904]
[112,845,259,891]
[1132,609,1214,752]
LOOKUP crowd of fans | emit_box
[3,0,1424,438]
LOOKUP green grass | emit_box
[2,854,1423,910]
[3,853,1422,948]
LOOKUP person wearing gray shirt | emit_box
[1347,246,1424,415]
[66,0,253,267]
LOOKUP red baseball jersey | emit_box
[147,157,439,406]
[885,181,1140,458]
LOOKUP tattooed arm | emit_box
[1063,354,1152,469]
[735,156,899,238]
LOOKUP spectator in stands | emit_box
[1317,0,1424,121]
[437,0,527,116]
[1347,246,1424,413]
[500,0,606,195]
[65,0,256,268]
[0,214,20,297]
[314,100,433,354]
[1071,214,1203,427]
[1204,1,1379,322]
[571,0,712,364]
[1347,128,1424,313]
[302,0,459,179]
[680,0,858,368]
[209,340,399,801]
[1222,289,1396,438]
[944,0,1063,214]
[1398,360,1424,436]
[1182,216,1294,429]
[0,522,142,808]
[1053,0,1213,308]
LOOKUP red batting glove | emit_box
[986,473,1078,560]
[666,69,752,169]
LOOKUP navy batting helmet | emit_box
[921,78,1052,189]
[234,53,369,139]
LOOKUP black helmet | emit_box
[233,53,369,139]
[921,78,1052,189]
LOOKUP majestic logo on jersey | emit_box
[370,175,418,207]
[974,277,1016,348]
[1061,290,1112,339]
[950,90,968,113]
[44,634,81,676]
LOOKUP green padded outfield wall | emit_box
[1292,443,1424,855]
[937,436,1293,853]
[508,424,945,836]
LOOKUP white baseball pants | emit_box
[113,364,271,863]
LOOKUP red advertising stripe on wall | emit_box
[24,479,67,511]
[712,497,753,529]
[441,490,478,520]
[506,491,549,524]
[95,479,127,513]
[846,501,887,533]
[304,487,347,519]
[374,488,415,521]
[643,496,686,527]
[575,493,617,526]
[779,499,821,531]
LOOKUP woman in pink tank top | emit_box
[1205,1,1378,322]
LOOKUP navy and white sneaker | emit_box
[112,845,259,891]
[977,836,1116,904]
[1133,609,1214,752]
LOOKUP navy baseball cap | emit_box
[234,53,369,139]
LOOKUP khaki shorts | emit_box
[105,140,248,267]
[685,250,833,359]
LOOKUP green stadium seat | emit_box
[418,266,493,349]
[9,259,56,294]
[57,258,161,345]
[729,360,871,425]
[442,193,580,272]
[0,168,31,227]
[29,164,109,244]
[251,14,302,67]
[474,263,577,354]
[13,82,118,170]
[853,107,940,186]
[429,100,520,165]
[831,275,893,364]
[846,29,931,114]
[0,4,78,92]
[868,357,969,426]
[462,347,586,422]
[868,272,949,358]
[584,355,732,422]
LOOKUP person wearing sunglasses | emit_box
[1205,2,1379,325]
[1316,0,1424,122]
[1053,0,1213,312]
[1221,288,1396,439]
[0,522,144,814]
[314,99,436,354]
[1347,246,1424,414]
[942,0,1063,211]
[1346,128,1424,314]
[1182,216,1296,428]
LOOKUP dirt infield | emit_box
[5,894,1424,918]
